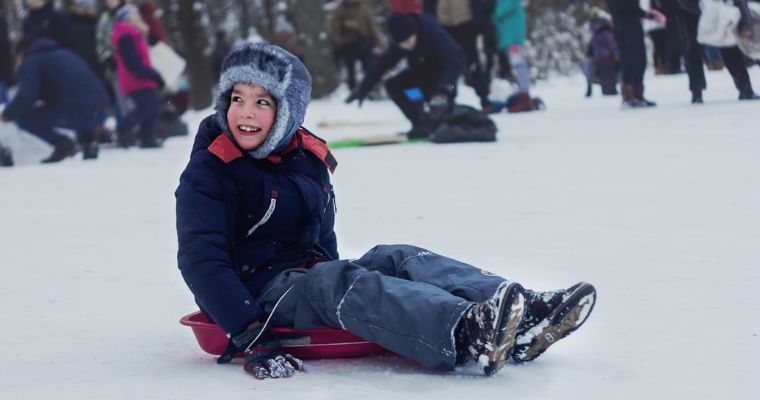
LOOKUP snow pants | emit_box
[256,244,508,370]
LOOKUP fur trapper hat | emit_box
[215,42,312,159]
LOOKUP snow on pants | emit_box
[256,244,508,370]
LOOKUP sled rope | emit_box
[244,285,294,352]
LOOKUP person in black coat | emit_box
[176,42,597,380]
[0,37,108,162]
[345,12,466,138]
[65,0,106,85]
[666,0,759,103]
[0,17,13,104]
[22,0,72,49]
[606,0,666,107]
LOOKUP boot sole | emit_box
[511,283,596,363]
[481,282,525,376]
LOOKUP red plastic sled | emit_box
[180,311,386,359]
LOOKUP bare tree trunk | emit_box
[237,0,251,40]
[178,0,213,109]
[205,0,226,34]
[290,0,338,98]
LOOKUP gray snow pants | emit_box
[256,244,508,370]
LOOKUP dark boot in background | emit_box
[620,84,643,108]
[634,84,656,107]
[138,136,163,149]
[117,129,136,148]
[94,126,114,144]
[41,137,76,164]
[739,86,760,100]
[77,129,99,160]
[0,145,13,167]
[691,89,703,104]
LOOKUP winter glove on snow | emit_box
[344,89,366,107]
[217,322,305,379]
[242,331,304,379]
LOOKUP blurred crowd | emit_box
[587,0,760,106]
[1,0,188,167]
[2,0,760,167]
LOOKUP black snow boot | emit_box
[117,129,136,148]
[406,118,434,140]
[0,145,13,167]
[511,282,597,363]
[692,90,703,104]
[454,281,525,376]
[77,129,99,160]
[41,137,76,163]
[138,136,163,149]
[634,84,656,107]
[81,140,99,160]
[621,84,645,108]
[738,90,760,100]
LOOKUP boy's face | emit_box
[227,83,277,151]
[126,12,150,35]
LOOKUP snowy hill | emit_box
[1,70,759,399]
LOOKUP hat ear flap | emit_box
[215,88,233,137]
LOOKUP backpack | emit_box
[429,104,497,143]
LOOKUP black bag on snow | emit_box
[429,104,497,144]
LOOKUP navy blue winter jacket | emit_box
[175,115,338,335]
[357,13,465,96]
[2,38,108,122]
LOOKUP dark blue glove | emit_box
[218,322,305,379]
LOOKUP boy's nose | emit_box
[241,105,256,119]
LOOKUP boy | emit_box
[176,42,597,379]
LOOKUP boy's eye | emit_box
[257,99,272,106]
[231,95,242,102]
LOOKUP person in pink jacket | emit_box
[111,4,164,148]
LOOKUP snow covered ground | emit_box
[2,69,759,399]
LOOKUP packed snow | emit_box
[2,70,759,399]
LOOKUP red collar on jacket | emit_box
[208,128,338,173]
[207,133,243,163]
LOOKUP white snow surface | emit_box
[2,70,760,399]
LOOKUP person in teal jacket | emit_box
[492,0,528,92]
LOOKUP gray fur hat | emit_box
[215,42,311,159]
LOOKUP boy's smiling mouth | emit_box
[238,124,262,133]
